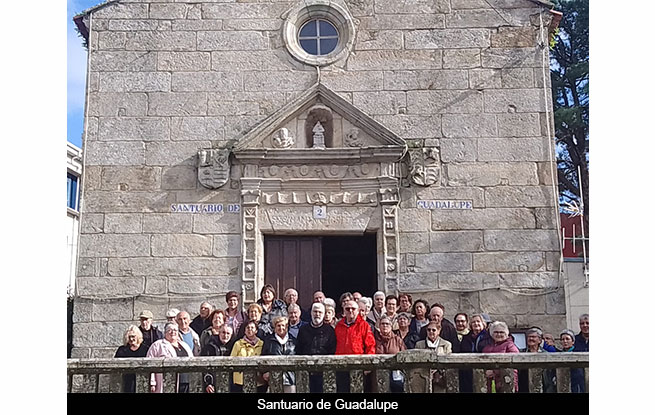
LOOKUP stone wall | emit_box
[73,0,564,358]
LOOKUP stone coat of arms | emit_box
[409,147,441,187]
[197,148,230,189]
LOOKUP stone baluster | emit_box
[296,371,309,393]
[445,369,460,393]
[375,369,390,393]
[136,373,150,393]
[498,368,515,393]
[556,368,571,393]
[473,369,487,393]
[268,370,284,393]
[323,370,336,393]
[528,368,544,393]
[214,371,231,393]
[350,370,364,393]
[242,371,257,393]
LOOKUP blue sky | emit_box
[68,0,100,147]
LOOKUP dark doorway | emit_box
[322,234,378,313]
[263,234,378,312]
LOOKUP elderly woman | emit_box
[358,297,375,332]
[517,327,556,393]
[324,303,338,328]
[482,321,519,393]
[146,322,194,393]
[409,299,429,334]
[398,293,413,314]
[202,324,235,393]
[257,284,287,319]
[415,321,452,392]
[560,329,586,393]
[224,291,247,335]
[394,312,420,349]
[230,320,266,393]
[338,292,354,318]
[199,309,226,352]
[235,303,269,340]
[460,314,492,353]
[367,291,386,327]
[262,316,298,393]
[375,315,407,392]
[114,325,148,393]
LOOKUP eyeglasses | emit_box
[344,307,356,311]
[426,328,438,332]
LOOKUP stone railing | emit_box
[67,351,588,393]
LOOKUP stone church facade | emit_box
[72,0,564,358]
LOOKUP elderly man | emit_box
[176,311,201,356]
[335,300,376,392]
[287,303,307,338]
[190,301,213,335]
[296,303,337,392]
[284,287,310,322]
[367,291,386,327]
[312,290,326,304]
[166,308,180,323]
[574,314,589,352]
[418,303,460,352]
[138,310,163,348]
[454,313,469,341]
[518,327,556,393]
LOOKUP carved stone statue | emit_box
[409,148,441,187]
[197,148,230,189]
[312,122,326,149]
[271,127,295,148]
[345,128,362,147]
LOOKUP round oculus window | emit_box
[282,1,356,67]
[298,19,339,56]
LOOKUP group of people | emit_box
[115,285,589,394]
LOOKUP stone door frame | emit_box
[233,148,404,304]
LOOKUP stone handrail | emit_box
[67,351,589,393]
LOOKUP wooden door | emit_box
[264,236,322,308]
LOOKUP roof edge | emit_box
[72,0,120,44]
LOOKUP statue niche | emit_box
[305,106,333,148]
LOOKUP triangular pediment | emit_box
[233,84,405,152]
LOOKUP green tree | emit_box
[550,0,589,234]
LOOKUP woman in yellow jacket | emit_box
[230,320,266,392]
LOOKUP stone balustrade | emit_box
[67,350,588,394]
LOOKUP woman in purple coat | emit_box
[482,321,519,393]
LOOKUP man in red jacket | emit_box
[334,300,376,392]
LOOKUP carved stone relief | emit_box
[345,128,362,147]
[409,148,441,187]
[271,128,295,149]
[197,148,230,189]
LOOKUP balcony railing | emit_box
[67,351,589,393]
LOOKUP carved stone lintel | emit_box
[262,191,378,206]
[197,149,230,189]
[409,148,441,187]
